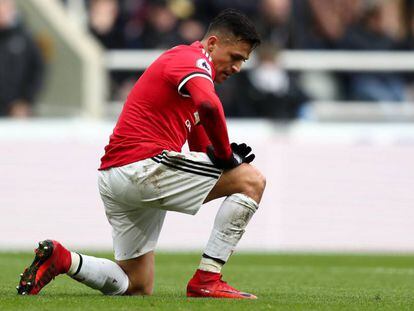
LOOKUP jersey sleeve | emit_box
[185,77,233,160]
[188,123,211,152]
[164,49,214,97]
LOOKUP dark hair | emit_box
[205,9,261,49]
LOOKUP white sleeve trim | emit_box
[178,73,214,97]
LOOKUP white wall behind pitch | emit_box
[1,119,414,253]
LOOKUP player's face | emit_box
[208,37,253,83]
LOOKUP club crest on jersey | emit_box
[196,58,212,76]
[194,111,200,125]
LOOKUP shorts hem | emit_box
[114,246,155,261]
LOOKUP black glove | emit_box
[207,142,255,170]
[231,142,255,164]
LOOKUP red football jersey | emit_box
[100,41,217,170]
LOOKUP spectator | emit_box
[290,0,362,49]
[176,18,205,45]
[219,43,308,119]
[0,0,44,117]
[338,0,407,101]
[402,0,414,100]
[193,0,258,24]
[255,0,292,49]
[139,0,181,48]
[339,0,404,50]
[88,0,126,49]
[122,0,147,49]
[404,0,414,48]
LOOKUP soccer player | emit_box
[17,9,265,299]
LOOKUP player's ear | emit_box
[206,35,218,53]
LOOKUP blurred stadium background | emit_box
[1,0,414,253]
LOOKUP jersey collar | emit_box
[191,41,212,61]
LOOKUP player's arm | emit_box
[185,77,232,160]
[187,123,211,153]
[185,77,255,169]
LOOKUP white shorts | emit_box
[98,150,222,260]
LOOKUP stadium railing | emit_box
[106,50,414,72]
[105,50,414,121]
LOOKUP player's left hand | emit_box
[231,142,255,164]
[206,143,255,170]
[206,145,241,169]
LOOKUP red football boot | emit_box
[17,240,71,295]
[186,269,257,299]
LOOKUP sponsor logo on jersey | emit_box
[185,119,192,132]
[196,58,212,76]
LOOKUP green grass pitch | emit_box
[1,252,414,310]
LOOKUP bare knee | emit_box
[206,164,266,203]
[222,164,266,203]
[242,165,266,203]
[125,284,153,296]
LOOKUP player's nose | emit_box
[231,64,241,74]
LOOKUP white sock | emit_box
[198,257,223,273]
[200,193,259,269]
[68,252,81,275]
[67,252,129,295]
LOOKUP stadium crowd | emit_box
[82,0,414,51]
[77,0,414,119]
[2,0,414,118]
